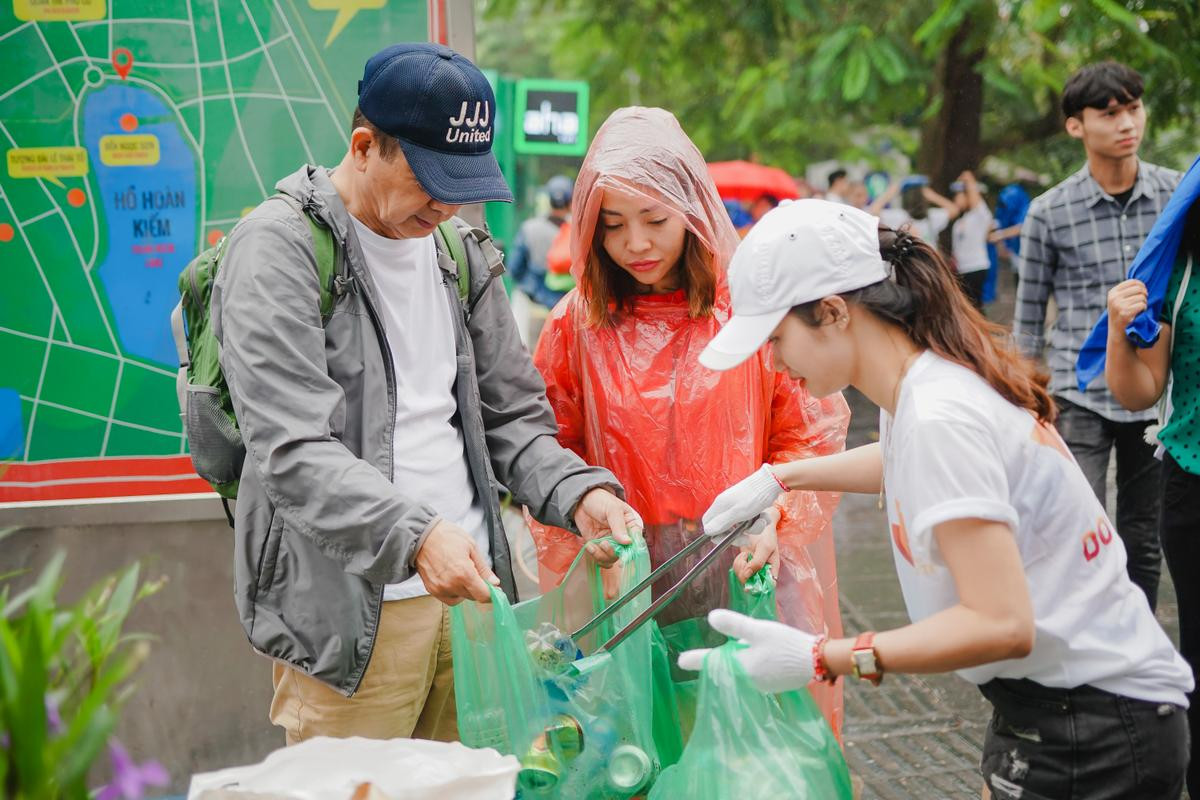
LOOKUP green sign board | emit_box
[513,78,589,156]
[0,0,428,501]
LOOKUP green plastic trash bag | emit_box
[451,533,661,799]
[649,640,852,800]
[650,561,779,766]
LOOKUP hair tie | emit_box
[884,231,915,274]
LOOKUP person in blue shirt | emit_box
[988,182,1032,294]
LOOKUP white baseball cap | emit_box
[700,199,891,371]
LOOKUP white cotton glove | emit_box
[702,465,784,541]
[677,609,818,694]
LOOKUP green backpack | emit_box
[171,194,472,521]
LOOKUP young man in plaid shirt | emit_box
[1015,61,1180,610]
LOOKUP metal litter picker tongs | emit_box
[570,514,770,654]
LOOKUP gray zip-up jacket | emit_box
[211,165,619,696]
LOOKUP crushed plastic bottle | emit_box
[525,622,583,677]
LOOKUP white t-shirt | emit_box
[880,351,1192,706]
[951,202,993,273]
[350,216,488,602]
[879,207,950,245]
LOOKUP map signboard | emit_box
[0,0,430,501]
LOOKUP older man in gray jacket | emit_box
[212,43,638,744]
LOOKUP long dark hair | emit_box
[792,224,1057,423]
[1185,199,1200,261]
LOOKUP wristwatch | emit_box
[851,632,883,685]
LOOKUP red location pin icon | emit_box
[112,48,134,80]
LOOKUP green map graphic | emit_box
[0,0,427,467]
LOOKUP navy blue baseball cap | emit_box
[545,175,574,209]
[357,43,513,205]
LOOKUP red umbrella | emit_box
[707,160,801,202]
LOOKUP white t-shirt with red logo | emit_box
[880,351,1192,706]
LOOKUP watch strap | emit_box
[851,631,883,685]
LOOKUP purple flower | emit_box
[95,740,169,800]
[45,694,63,735]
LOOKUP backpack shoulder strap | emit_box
[305,214,337,320]
[1170,254,1193,334]
[272,193,338,322]
[434,220,471,302]
[435,218,507,317]
[1151,253,1194,439]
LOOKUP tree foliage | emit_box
[478,0,1200,182]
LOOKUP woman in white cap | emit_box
[681,199,1192,798]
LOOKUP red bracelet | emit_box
[767,465,789,493]
[812,635,835,684]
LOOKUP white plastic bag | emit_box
[187,737,519,800]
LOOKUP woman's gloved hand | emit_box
[702,464,786,539]
[677,609,819,693]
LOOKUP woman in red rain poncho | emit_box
[528,107,851,732]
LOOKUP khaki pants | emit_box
[269,595,457,745]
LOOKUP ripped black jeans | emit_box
[979,678,1189,800]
